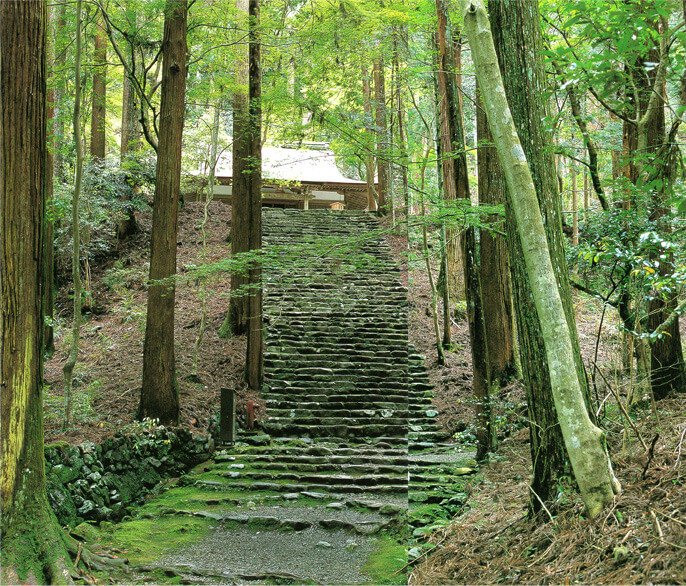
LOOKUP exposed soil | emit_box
[44,201,251,444]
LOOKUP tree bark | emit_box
[44,1,58,354]
[435,0,492,457]
[435,0,465,302]
[246,0,264,390]
[461,0,620,518]
[571,159,578,246]
[1,2,72,581]
[392,29,410,221]
[362,67,378,211]
[622,19,686,400]
[373,56,390,213]
[90,9,107,161]
[62,0,85,429]
[53,0,67,184]
[139,0,187,425]
[489,0,593,511]
[476,88,516,386]
[117,70,140,240]
[227,0,252,337]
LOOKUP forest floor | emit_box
[44,203,686,584]
[44,201,258,445]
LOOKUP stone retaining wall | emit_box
[45,424,214,526]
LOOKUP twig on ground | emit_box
[592,361,648,450]
[674,425,686,469]
[642,434,660,479]
[650,509,664,540]
[74,541,83,568]
[529,486,555,523]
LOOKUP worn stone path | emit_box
[95,210,476,584]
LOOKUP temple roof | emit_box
[214,146,367,185]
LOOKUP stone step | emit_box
[262,422,408,438]
[266,408,411,419]
[265,400,431,411]
[219,453,410,466]
[220,461,407,476]
[201,479,408,495]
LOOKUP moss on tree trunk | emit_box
[488,0,594,511]
[1,2,73,581]
[460,0,620,518]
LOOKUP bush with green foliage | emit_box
[51,155,155,278]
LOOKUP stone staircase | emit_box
[108,210,476,584]
[261,210,444,449]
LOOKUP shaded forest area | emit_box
[1,0,685,584]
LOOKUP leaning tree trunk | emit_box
[139,0,188,425]
[460,0,620,519]
[488,0,593,512]
[0,2,73,581]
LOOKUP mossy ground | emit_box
[97,515,214,565]
[362,537,408,585]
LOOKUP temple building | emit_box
[207,144,374,210]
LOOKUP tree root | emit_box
[64,532,129,580]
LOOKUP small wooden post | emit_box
[220,387,236,444]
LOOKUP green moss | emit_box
[363,537,407,585]
[1,499,72,584]
[409,503,450,525]
[98,515,213,565]
[44,440,71,451]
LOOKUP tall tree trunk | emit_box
[1,2,72,581]
[373,56,390,213]
[639,34,686,400]
[461,0,620,518]
[117,70,140,240]
[623,20,686,400]
[44,1,58,354]
[192,103,221,379]
[476,88,516,386]
[53,0,67,184]
[226,0,252,337]
[571,159,579,246]
[488,0,592,511]
[565,82,608,210]
[246,0,263,390]
[645,143,686,400]
[90,9,107,161]
[62,0,85,429]
[393,29,410,222]
[139,0,187,425]
[435,1,465,302]
[435,0,492,457]
[362,67,378,211]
